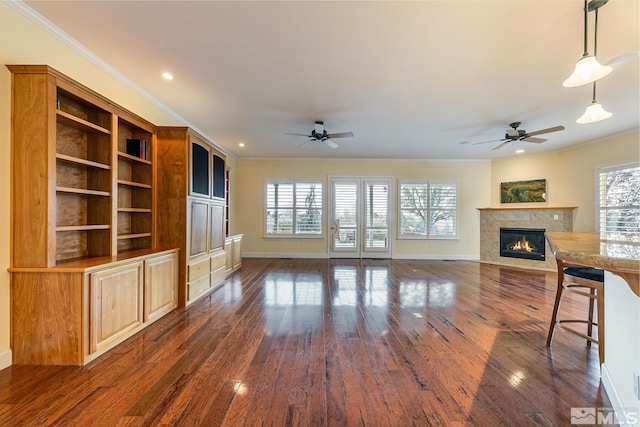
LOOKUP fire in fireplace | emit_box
[499,227,546,261]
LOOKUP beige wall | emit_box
[491,131,640,231]
[236,159,492,257]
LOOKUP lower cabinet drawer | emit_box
[210,250,226,270]
[188,257,210,282]
[188,273,211,301]
[211,266,225,289]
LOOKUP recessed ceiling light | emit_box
[162,72,174,80]
[515,149,525,154]
[238,142,245,147]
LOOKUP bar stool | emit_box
[546,258,605,364]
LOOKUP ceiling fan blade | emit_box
[473,139,505,145]
[285,132,311,137]
[526,125,565,137]
[324,139,339,149]
[326,132,353,139]
[492,141,510,151]
[522,137,547,143]
[298,139,314,148]
[606,52,639,68]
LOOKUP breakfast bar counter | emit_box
[545,232,640,296]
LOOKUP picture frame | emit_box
[500,179,547,203]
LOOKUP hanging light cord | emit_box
[582,0,589,57]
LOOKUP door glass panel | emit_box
[333,183,358,249]
[365,183,389,249]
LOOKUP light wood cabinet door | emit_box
[225,237,233,274]
[189,199,209,258]
[90,262,144,354]
[232,235,242,270]
[144,251,178,323]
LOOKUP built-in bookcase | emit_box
[117,118,153,253]
[9,65,156,266]
[55,87,113,262]
[8,65,179,366]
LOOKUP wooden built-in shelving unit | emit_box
[8,65,178,365]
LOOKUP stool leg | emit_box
[596,282,605,365]
[586,287,595,347]
[547,261,565,347]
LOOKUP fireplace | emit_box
[499,228,546,261]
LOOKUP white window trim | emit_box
[595,161,640,237]
[264,179,325,238]
[398,179,459,240]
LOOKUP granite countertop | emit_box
[545,232,639,296]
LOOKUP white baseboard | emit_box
[0,349,12,371]
[601,364,638,426]
[392,254,480,261]
[243,252,480,261]
[243,252,329,259]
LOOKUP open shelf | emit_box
[118,207,152,213]
[56,153,110,170]
[118,180,151,189]
[57,110,111,135]
[118,151,152,165]
[56,224,110,232]
[56,187,111,197]
[118,233,152,240]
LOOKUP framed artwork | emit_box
[500,179,547,203]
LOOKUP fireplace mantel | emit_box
[479,207,575,271]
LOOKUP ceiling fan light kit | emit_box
[474,122,565,151]
[285,121,354,149]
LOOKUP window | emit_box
[399,180,458,238]
[266,180,323,236]
[596,162,640,240]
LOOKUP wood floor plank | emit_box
[0,259,612,426]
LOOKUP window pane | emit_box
[296,208,322,234]
[429,210,456,236]
[598,164,640,240]
[266,208,293,234]
[400,183,427,236]
[429,183,457,209]
[266,180,323,236]
[266,183,293,208]
[400,211,426,235]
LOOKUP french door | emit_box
[329,177,393,259]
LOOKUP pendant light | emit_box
[576,2,612,124]
[577,82,612,123]
[563,0,611,87]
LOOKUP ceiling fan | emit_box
[285,121,354,148]
[474,121,565,151]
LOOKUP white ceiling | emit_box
[25,0,639,160]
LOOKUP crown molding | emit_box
[3,0,233,159]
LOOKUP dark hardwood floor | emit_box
[0,259,609,426]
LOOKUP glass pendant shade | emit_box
[576,101,612,124]
[563,55,612,87]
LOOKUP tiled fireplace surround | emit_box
[479,207,576,271]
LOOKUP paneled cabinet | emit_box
[10,249,178,365]
[156,127,229,306]
[8,65,179,365]
[225,234,243,276]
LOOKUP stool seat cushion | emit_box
[563,267,604,282]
